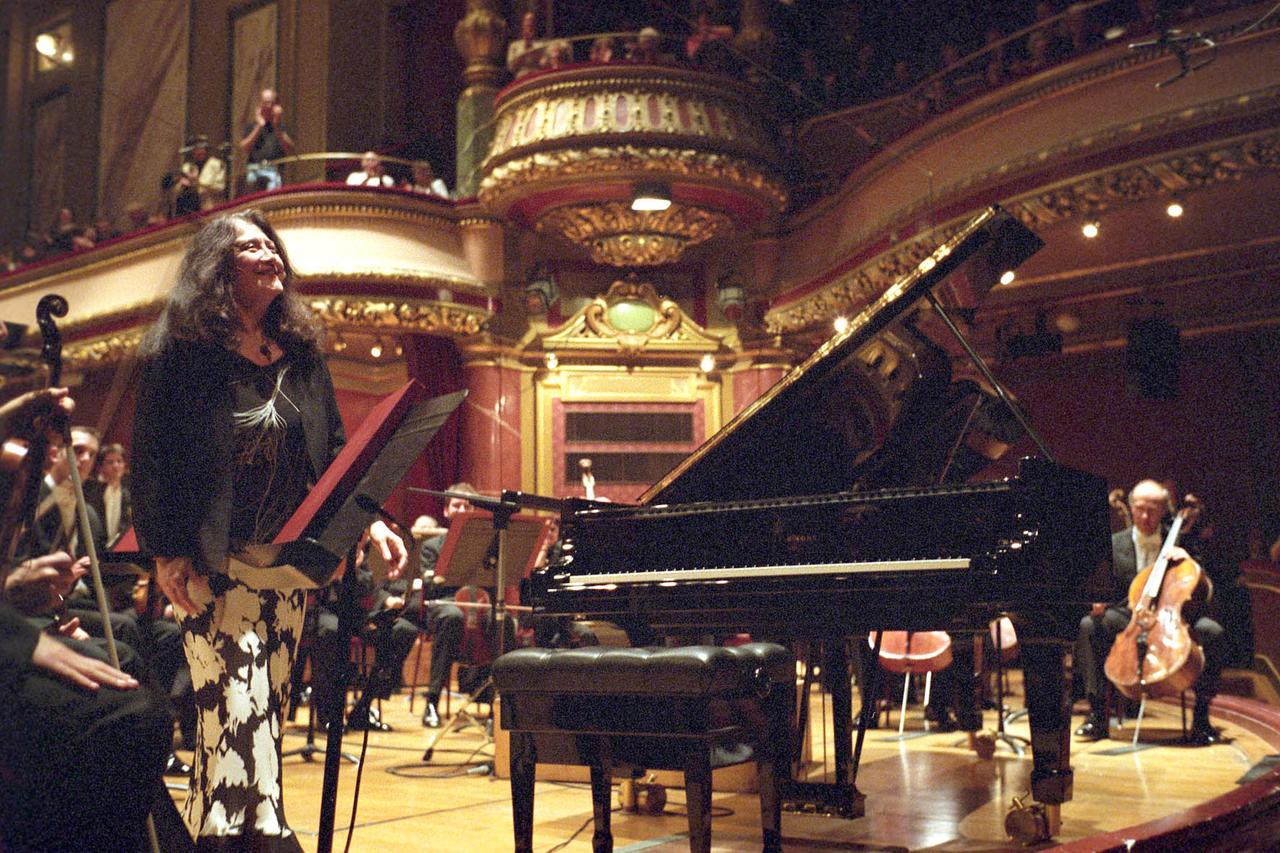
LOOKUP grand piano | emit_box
[525,206,1114,824]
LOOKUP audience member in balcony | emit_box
[48,207,88,255]
[0,248,14,273]
[589,35,616,64]
[842,42,887,103]
[627,27,671,64]
[791,49,836,117]
[407,161,450,198]
[540,39,573,70]
[240,88,295,192]
[506,10,545,78]
[983,27,1009,87]
[346,151,395,188]
[17,234,45,266]
[686,11,733,68]
[889,59,915,94]
[93,213,121,242]
[125,202,151,233]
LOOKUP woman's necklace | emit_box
[259,332,272,359]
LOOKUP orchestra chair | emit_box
[493,643,793,853]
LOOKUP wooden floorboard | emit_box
[165,684,1277,852]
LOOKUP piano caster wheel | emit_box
[1005,795,1059,844]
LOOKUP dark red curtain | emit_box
[395,334,465,526]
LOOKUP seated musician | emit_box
[310,541,420,732]
[0,387,175,852]
[398,485,475,728]
[1075,478,1225,744]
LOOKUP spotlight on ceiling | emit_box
[1081,220,1100,239]
[1166,200,1184,218]
[999,270,1017,286]
[630,182,671,212]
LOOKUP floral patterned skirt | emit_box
[178,576,307,852]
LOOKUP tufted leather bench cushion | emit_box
[492,643,793,698]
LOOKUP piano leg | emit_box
[509,732,536,853]
[1020,639,1074,807]
[781,641,866,818]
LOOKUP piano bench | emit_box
[492,643,794,853]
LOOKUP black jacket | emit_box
[131,338,344,577]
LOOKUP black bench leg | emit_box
[590,762,614,852]
[758,757,782,853]
[510,732,536,853]
[685,752,713,853]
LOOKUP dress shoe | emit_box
[1074,717,1109,740]
[421,700,441,728]
[347,709,392,732]
[164,753,192,777]
[1188,722,1224,746]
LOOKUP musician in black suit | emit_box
[0,387,176,852]
[85,441,132,547]
[1075,479,1225,744]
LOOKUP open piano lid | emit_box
[641,206,1043,506]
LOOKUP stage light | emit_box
[1081,220,1100,239]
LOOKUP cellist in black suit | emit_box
[1075,478,1225,744]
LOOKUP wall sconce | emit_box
[699,354,716,374]
[544,351,559,369]
[715,271,746,323]
[631,182,671,212]
[523,263,559,315]
[34,24,74,71]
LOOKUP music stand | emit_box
[414,503,552,765]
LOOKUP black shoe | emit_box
[924,708,959,732]
[163,753,192,777]
[1074,717,1109,740]
[1188,721,1224,746]
[347,709,392,732]
[422,700,441,728]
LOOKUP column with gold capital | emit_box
[454,0,507,198]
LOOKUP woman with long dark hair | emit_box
[132,209,406,851]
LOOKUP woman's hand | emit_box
[155,555,202,615]
[368,520,407,579]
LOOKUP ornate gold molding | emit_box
[308,296,488,337]
[538,201,731,266]
[480,144,785,210]
[766,129,1280,334]
[64,329,147,372]
[539,276,722,356]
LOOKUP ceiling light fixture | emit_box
[630,182,672,212]
[999,270,1016,286]
[1081,220,1100,239]
[1166,199,1184,218]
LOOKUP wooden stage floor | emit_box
[166,684,1280,852]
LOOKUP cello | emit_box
[1104,501,1210,701]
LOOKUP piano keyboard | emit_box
[568,557,971,586]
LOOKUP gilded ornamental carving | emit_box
[540,276,722,355]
